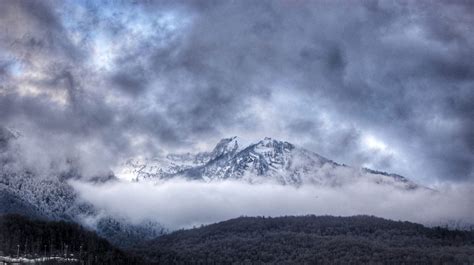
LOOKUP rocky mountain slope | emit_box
[0,126,164,247]
[0,126,422,248]
[121,136,419,189]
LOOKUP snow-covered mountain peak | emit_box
[117,136,419,189]
[253,137,294,153]
[209,136,240,160]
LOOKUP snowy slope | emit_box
[120,136,419,189]
[0,126,165,246]
[118,136,243,181]
[0,125,420,247]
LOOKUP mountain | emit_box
[0,126,165,247]
[121,136,419,189]
[117,137,242,181]
[134,215,474,264]
[0,170,93,220]
[0,127,422,250]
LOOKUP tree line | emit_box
[133,215,474,264]
[0,214,144,265]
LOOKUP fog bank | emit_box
[71,179,474,230]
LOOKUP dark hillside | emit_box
[0,214,143,265]
[136,215,474,265]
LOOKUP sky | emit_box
[0,0,473,184]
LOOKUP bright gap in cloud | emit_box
[363,134,388,151]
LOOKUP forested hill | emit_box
[2,214,474,265]
[135,215,474,265]
[0,214,143,265]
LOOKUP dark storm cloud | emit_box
[0,0,472,182]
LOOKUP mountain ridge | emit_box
[121,136,419,189]
[0,126,166,247]
[0,126,425,249]
[133,215,474,264]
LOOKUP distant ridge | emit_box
[121,136,419,189]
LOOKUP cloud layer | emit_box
[72,179,474,230]
[0,0,473,182]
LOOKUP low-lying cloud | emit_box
[71,179,474,230]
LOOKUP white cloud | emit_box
[71,179,474,230]
[363,134,389,151]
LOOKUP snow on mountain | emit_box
[0,126,165,246]
[120,137,419,189]
[0,125,421,246]
[118,136,246,181]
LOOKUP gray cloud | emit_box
[0,0,472,182]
